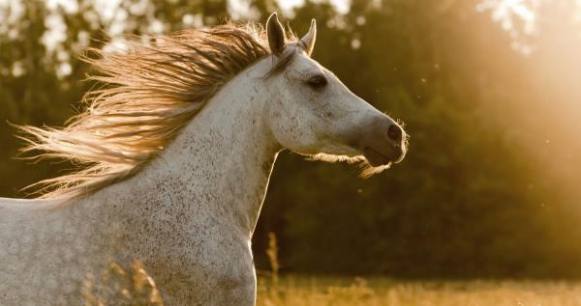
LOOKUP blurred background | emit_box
[1,0,581,279]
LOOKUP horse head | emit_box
[263,13,408,175]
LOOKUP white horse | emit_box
[0,13,407,305]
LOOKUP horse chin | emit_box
[363,145,407,167]
[363,147,394,167]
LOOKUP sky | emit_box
[277,0,350,14]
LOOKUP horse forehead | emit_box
[287,53,324,76]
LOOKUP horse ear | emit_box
[300,19,317,56]
[266,12,286,55]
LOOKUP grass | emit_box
[257,275,581,306]
[82,234,581,305]
[83,260,581,305]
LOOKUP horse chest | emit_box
[130,217,256,305]
[103,193,256,303]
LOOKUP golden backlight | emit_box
[478,0,581,257]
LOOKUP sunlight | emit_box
[477,0,540,54]
[277,0,351,14]
[477,0,538,33]
[479,0,581,224]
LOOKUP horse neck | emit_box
[104,62,280,238]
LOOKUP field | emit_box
[76,261,581,305]
[80,242,581,306]
[257,275,581,306]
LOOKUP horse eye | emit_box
[306,74,327,90]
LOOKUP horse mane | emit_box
[17,24,280,200]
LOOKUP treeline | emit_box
[1,0,581,278]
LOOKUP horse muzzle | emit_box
[357,116,408,167]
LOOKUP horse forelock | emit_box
[17,23,294,200]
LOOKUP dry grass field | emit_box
[257,275,581,306]
[81,239,581,306]
[80,254,581,305]
[81,262,581,305]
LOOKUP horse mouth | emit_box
[363,146,404,167]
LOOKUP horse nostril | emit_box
[387,124,403,143]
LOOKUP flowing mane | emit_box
[17,24,274,200]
